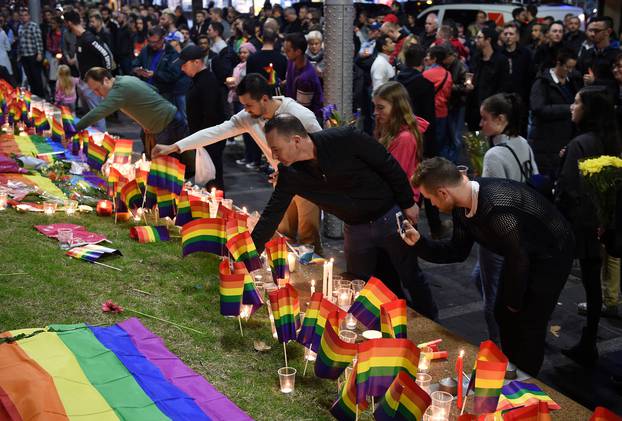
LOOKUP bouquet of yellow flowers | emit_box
[463,131,489,177]
[579,155,622,228]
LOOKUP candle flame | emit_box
[459,349,464,358]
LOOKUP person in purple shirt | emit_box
[283,32,324,122]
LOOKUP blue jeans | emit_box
[174,94,187,125]
[344,206,438,320]
[435,117,453,162]
[472,244,502,342]
[447,106,465,163]
[77,80,106,132]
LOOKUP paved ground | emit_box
[108,114,622,416]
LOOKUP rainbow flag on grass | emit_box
[51,115,64,142]
[314,310,357,379]
[310,297,345,352]
[296,292,323,348]
[497,381,560,412]
[156,188,176,218]
[265,237,289,282]
[113,138,133,164]
[467,340,509,414]
[32,107,49,134]
[147,156,185,196]
[181,218,227,257]
[129,226,170,243]
[60,105,76,137]
[348,277,397,330]
[0,319,247,421]
[268,283,300,343]
[226,218,262,272]
[356,338,421,403]
[374,370,431,421]
[380,299,408,339]
[87,140,108,171]
[218,259,245,316]
[175,189,192,227]
[330,361,368,420]
[66,244,121,263]
[121,180,143,209]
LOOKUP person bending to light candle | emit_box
[401,157,574,376]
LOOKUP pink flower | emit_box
[101,300,124,314]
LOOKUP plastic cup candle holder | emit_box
[345,313,357,330]
[43,201,57,215]
[278,367,296,393]
[430,391,453,413]
[351,279,365,298]
[337,287,352,308]
[415,373,432,394]
[418,346,433,373]
[57,228,73,250]
[339,330,357,344]
[64,199,78,216]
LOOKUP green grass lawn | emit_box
[0,209,343,421]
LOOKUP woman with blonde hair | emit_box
[55,64,79,111]
[396,34,418,71]
[373,81,429,202]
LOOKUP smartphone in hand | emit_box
[395,211,406,235]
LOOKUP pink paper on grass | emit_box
[34,224,107,245]
[118,317,252,421]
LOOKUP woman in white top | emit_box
[0,25,12,76]
[473,93,539,344]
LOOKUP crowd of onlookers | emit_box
[3,1,622,374]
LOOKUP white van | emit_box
[416,3,585,30]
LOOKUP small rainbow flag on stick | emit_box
[113,138,133,164]
[32,107,49,134]
[181,218,227,257]
[147,156,186,196]
[296,292,323,348]
[265,237,289,283]
[590,406,622,421]
[241,266,263,315]
[102,133,116,154]
[51,114,64,142]
[218,259,245,316]
[189,199,211,219]
[310,297,345,353]
[374,370,431,421]
[129,226,170,243]
[120,180,143,209]
[380,299,408,339]
[175,189,192,227]
[356,338,421,403]
[60,105,76,137]
[268,283,300,343]
[66,244,122,271]
[157,188,176,219]
[348,276,397,330]
[314,310,357,379]
[467,340,509,415]
[330,361,368,421]
[86,140,109,171]
[226,218,262,272]
[497,381,560,411]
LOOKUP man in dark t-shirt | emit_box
[246,28,287,95]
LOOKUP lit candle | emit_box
[304,347,317,362]
[0,192,7,210]
[278,367,296,393]
[327,258,334,298]
[96,200,113,216]
[269,314,278,339]
[64,199,78,216]
[322,261,328,297]
[43,201,57,215]
[310,279,315,295]
[345,313,357,330]
[418,346,432,373]
[337,287,351,308]
[456,349,464,409]
[240,304,253,321]
[287,252,297,273]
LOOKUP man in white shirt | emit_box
[370,35,395,91]
[152,74,323,252]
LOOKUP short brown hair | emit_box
[264,114,307,139]
[412,157,462,190]
[84,67,113,83]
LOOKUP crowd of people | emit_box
[3,1,622,380]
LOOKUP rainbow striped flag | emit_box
[503,401,551,421]
[87,139,108,171]
[175,189,192,227]
[31,107,49,134]
[356,338,421,403]
[264,63,277,85]
[107,166,127,197]
[7,100,16,124]
[314,310,357,379]
[226,218,262,272]
[136,167,149,189]
[590,407,622,421]
[189,199,211,219]
[60,105,76,137]
[157,188,176,218]
[0,319,248,421]
[241,266,263,314]
[129,226,170,243]
[330,361,368,420]
[268,283,301,343]
[22,89,31,110]
[144,183,158,209]
[66,244,122,263]
[265,237,289,283]
[296,292,323,348]
[101,133,116,154]
[120,180,143,209]
[113,138,133,164]
[380,299,408,339]
[497,381,560,412]
[374,370,431,421]
[310,297,345,352]
[115,192,128,213]
[147,156,186,196]
[468,340,509,415]
[348,276,397,330]
[19,100,29,123]
[181,218,227,257]
[218,258,245,316]
[51,115,64,142]
[71,133,81,155]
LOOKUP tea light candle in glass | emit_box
[337,287,352,308]
[345,313,357,330]
[43,201,57,215]
[418,346,433,373]
[415,373,432,394]
[278,367,296,394]
[64,199,78,215]
[338,330,357,344]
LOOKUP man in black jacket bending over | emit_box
[251,114,438,320]
[402,157,574,376]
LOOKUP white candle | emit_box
[287,252,297,273]
[327,258,334,299]
[345,313,357,330]
[310,279,315,295]
[322,262,328,297]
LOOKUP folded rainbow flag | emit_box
[374,370,431,421]
[120,179,143,209]
[314,310,357,379]
[66,244,122,263]
[380,299,408,339]
[147,156,185,196]
[107,166,127,197]
[497,381,560,412]
[330,360,368,421]
[268,283,300,343]
[51,115,64,142]
[129,226,170,243]
[181,217,227,257]
[0,319,251,421]
[175,189,192,227]
[60,105,76,137]
[310,297,345,353]
[86,140,108,171]
[467,340,509,415]
[226,218,262,272]
[31,107,49,134]
[113,138,133,164]
[265,237,289,283]
[296,291,323,348]
[356,338,421,403]
[219,259,245,316]
[348,276,397,330]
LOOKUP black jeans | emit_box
[580,256,602,341]
[155,112,193,179]
[495,253,573,376]
[20,55,45,98]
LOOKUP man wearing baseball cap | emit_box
[179,45,227,189]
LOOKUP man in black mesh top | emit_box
[402,157,574,376]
